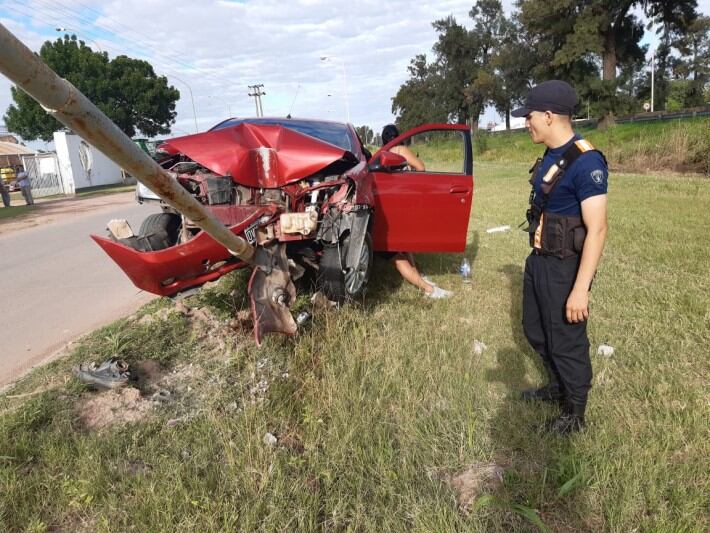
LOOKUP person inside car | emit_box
[378,124,453,299]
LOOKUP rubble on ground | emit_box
[441,462,505,515]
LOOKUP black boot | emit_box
[548,401,586,435]
[521,365,564,404]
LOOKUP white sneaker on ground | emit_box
[425,286,453,299]
[422,275,436,286]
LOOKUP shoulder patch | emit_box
[575,139,595,152]
[590,169,605,185]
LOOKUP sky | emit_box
[0,0,708,149]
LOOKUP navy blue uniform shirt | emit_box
[533,134,608,216]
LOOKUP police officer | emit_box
[511,80,608,435]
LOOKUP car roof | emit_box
[209,117,349,131]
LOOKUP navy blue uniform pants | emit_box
[522,253,592,406]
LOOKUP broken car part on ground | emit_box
[0,23,474,345]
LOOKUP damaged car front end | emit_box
[0,23,473,348]
[93,119,375,344]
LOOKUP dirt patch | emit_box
[76,387,154,430]
[443,462,505,515]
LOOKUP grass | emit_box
[475,117,710,175]
[0,184,136,222]
[1,162,709,531]
[74,184,136,198]
[0,204,35,220]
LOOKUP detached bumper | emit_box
[92,206,276,296]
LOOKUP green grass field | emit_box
[1,161,708,532]
[475,117,710,175]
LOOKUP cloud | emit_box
[1,0,476,139]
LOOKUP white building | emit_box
[53,131,126,193]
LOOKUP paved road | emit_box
[0,197,159,386]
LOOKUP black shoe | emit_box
[520,385,564,404]
[547,402,586,435]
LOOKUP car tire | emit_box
[138,213,182,249]
[318,232,373,304]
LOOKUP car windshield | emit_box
[210,118,353,152]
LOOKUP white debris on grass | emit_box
[486,225,511,234]
[597,344,614,357]
[263,432,278,446]
[473,339,487,356]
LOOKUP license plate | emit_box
[244,221,260,244]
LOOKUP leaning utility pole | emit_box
[0,22,254,262]
[248,84,266,117]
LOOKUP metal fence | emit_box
[21,153,65,198]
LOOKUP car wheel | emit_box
[138,213,182,249]
[318,232,373,304]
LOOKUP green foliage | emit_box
[391,54,450,132]
[354,125,374,145]
[673,15,710,107]
[393,1,514,130]
[666,80,694,110]
[393,1,703,127]
[3,35,180,142]
[475,117,710,175]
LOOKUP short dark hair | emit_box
[382,124,399,145]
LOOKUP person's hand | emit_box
[566,289,589,323]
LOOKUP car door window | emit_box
[395,130,467,174]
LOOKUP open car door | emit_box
[369,124,473,253]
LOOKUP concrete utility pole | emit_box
[0,22,254,262]
[248,84,266,117]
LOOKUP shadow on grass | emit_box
[484,261,594,530]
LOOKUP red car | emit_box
[93,118,473,342]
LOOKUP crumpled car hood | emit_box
[160,123,357,188]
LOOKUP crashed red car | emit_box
[92,118,473,343]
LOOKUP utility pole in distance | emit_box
[248,84,266,117]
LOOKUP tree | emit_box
[391,54,450,132]
[393,1,515,130]
[518,0,699,121]
[475,10,535,129]
[519,0,697,83]
[355,125,374,145]
[4,35,180,142]
[674,16,710,107]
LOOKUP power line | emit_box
[28,0,225,78]
[1,3,221,132]
[8,0,242,90]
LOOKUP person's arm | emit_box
[393,146,425,171]
[566,194,607,323]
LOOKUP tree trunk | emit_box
[598,112,615,129]
[602,30,617,82]
[505,106,510,130]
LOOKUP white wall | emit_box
[54,131,124,193]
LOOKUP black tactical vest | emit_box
[525,140,605,259]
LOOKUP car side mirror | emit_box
[368,151,407,172]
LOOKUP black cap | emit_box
[511,80,579,118]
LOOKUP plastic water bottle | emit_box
[296,310,311,326]
[460,257,472,284]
